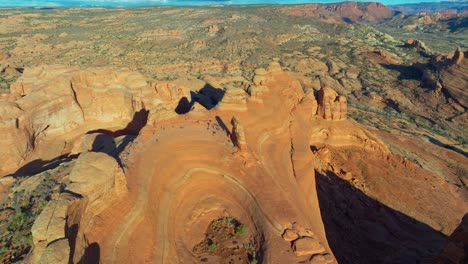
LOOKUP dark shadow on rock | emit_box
[87,108,149,137]
[199,84,225,108]
[215,116,231,137]
[380,63,424,81]
[13,109,147,177]
[316,170,447,264]
[13,154,79,178]
[175,96,194,114]
[342,17,354,24]
[90,134,136,166]
[66,224,79,263]
[175,84,225,114]
[426,136,468,158]
[91,134,116,153]
[446,16,468,33]
[78,243,100,264]
[433,213,468,264]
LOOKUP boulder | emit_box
[38,239,70,264]
[67,152,126,203]
[1,65,22,77]
[282,229,299,241]
[309,254,334,264]
[267,58,283,73]
[292,237,325,256]
[31,195,73,247]
[70,133,117,155]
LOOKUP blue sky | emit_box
[0,0,464,7]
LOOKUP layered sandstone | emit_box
[316,87,347,121]
[440,49,468,107]
[26,152,127,263]
[2,58,466,264]
[1,66,152,175]
[49,63,339,263]
[0,101,32,175]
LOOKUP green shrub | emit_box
[208,243,218,253]
[236,224,247,235]
[8,212,28,232]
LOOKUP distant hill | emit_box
[390,1,468,14]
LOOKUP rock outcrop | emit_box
[27,152,127,263]
[452,47,465,65]
[293,237,325,256]
[266,58,283,73]
[440,49,468,107]
[216,85,248,111]
[231,116,247,150]
[0,101,32,175]
[1,60,465,264]
[28,193,76,264]
[404,38,431,54]
[1,66,153,175]
[316,87,347,121]
[0,51,10,62]
[248,67,270,102]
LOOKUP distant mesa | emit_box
[280,1,395,23]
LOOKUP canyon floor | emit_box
[0,2,467,264]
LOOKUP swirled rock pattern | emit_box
[2,59,467,264]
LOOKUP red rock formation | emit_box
[0,102,33,175]
[452,47,465,65]
[404,38,431,53]
[231,116,247,150]
[280,2,395,23]
[316,87,347,121]
[4,63,466,264]
[440,49,468,107]
[27,152,127,263]
[1,66,154,175]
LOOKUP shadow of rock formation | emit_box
[175,96,194,114]
[427,136,468,158]
[78,243,100,264]
[11,109,148,178]
[316,170,447,264]
[434,213,468,264]
[174,84,225,114]
[12,154,78,178]
[380,63,425,81]
[87,108,149,137]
